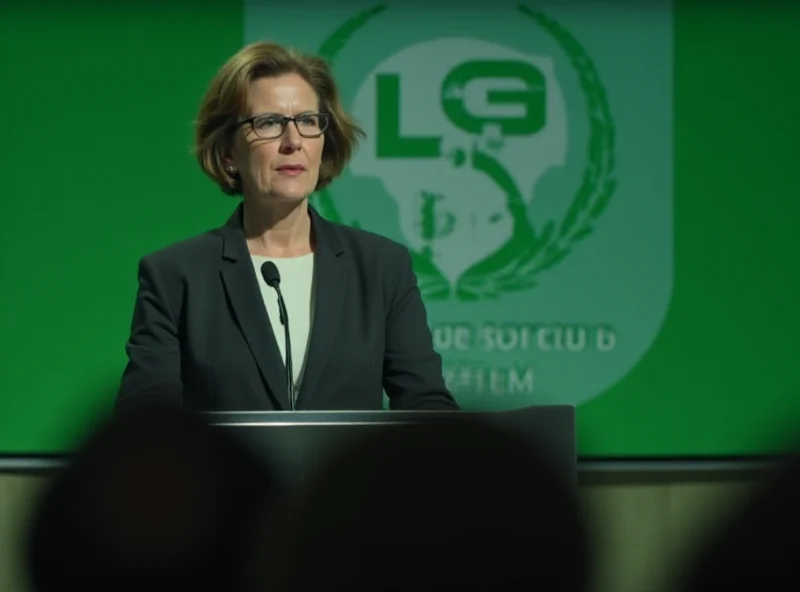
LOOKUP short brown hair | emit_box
[194,41,364,196]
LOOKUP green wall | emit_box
[0,1,798,457]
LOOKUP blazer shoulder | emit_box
[139,228,223,275]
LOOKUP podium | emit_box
[205,405,577,489]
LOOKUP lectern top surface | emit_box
[204,406,574,426]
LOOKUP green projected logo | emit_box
[316,6,616,303]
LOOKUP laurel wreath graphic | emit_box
[315,3,616,301]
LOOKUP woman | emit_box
[116,41,459,412]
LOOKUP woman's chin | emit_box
[270,178,315,201]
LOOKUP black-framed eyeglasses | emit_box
[236,112,330,140]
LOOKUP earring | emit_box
[226,165,237,174]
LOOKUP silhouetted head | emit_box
[25,404,277,592]
[259,415,591,592]
[679,451,800,592]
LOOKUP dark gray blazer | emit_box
[116,204,459,412]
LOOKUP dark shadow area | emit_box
[257,414,592,592]
[24,404,279,592]
[677,448,800,591]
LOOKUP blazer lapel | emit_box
[219,205,288,409]
[297,208,348,404]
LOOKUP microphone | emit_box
[260,261,295,410]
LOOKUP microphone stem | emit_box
[274,286,295,410]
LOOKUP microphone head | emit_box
[260,261,281,287]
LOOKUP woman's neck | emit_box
[242,198,313,258]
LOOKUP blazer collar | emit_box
[217,201,349,410]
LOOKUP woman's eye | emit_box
[257,117,281,128]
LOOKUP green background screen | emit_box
[1,1,798,458]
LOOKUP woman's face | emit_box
[229,73,325,205]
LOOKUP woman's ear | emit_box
[222,133,238,173]
[222,151,238,175]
